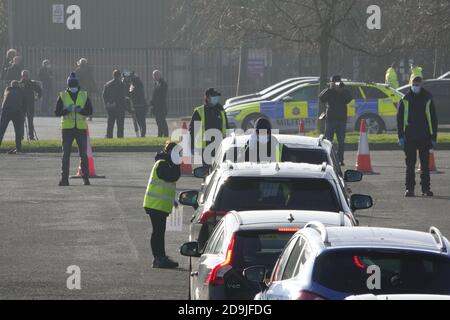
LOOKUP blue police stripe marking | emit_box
[308,100,319,118]
[356,100,379,117]
[261,102,284,118]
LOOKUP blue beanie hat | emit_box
[67,72,79,87]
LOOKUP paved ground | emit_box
[0,150,449,299]
[1,117,185,141]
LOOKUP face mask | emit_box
[210,96,220,106]
[411,85,421,94]
[69,87,79,93]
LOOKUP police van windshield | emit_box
[313,250,450,295]
[216,177,340,212]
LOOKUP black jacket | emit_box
[1,86,27,114]
[55,90,94,117]
[75,65,98,94]
[155,152,181,183]
[38,67,54,87]
[397,88,438,142]
[19,79,42,110]
[189,103,229,149]
[319,87,353,121]
[102,79,127,110]
[4,63,24,81]
[128,77,147,109]
[1,58,14,80]
[151,79,168,116]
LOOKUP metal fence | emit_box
[1,47,300,117]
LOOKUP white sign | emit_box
[52,4,65,24]
[167,206,183,232]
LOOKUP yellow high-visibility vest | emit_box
[143,160,177,214]
[60,91,88,130]
[402,99,433,135]
[385,68,399,89]
[193,105,227,149]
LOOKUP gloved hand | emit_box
[432,140,437,149]
[398,138,405,147]
[66,105,73,113]
[75,106,82,113]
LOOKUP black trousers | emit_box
[0,109,24,151]
[404,139,431,192]
[106,108,125,138]
[155,113,169,137]
[61,129,88,180]
[26,105,35,139]
[134,107,148,137]
[145,208,168,259]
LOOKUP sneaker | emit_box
[59,179,70,187]
[153,256,179,269]
[405,190,415,197]
[83,177,91,186]
[422,191,434,197]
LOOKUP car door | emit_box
[346,85,366,126]
[192,220,225,300]
[284,84,320,132]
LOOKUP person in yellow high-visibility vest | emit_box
[189,88,228,166]
[385,62,400,89]
[143,142,181,269]
[409,61,423,84]
[54,72,93,187]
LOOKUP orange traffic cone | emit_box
[71,127,106,179]
[355,119,374,174]
[298,119,305,136]
[180,121,192,176]
[418,149,441,174]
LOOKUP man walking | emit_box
[397,76,438,197]
[4,56,24,81]
[319,75,353,166]
[55,72,93,187]
[103,70,127,139]
[38,59,54,116]
[150,70,169,137]
[0,81,26,154]
[143,142,181,269]
[1,49,18,80]
[19,70,42,141]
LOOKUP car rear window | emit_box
[362,86,389,99]
[232,230,296,270]
[281,147,328,165]
[216,177,340,212]
[313,250,450,295]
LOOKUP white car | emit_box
[346,294,450,300]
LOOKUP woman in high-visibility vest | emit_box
[143,142,181,269]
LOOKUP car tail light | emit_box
[297,291,326,300]
[198,210,227,224]
[278,228,300,233]
[205,235,235,286]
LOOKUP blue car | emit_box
[244,223,450,300]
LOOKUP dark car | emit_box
[398,79,450,124]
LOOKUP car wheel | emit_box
[242,114,267,131]
[356,114,385,134]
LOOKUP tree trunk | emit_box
[317,33,330,133]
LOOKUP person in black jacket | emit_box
[1,49,18,80]
[151,70,169,137]
[19,70,42,141]
[0,81,27,154]
[4,56,24,81]
[38,59,54,116]
[55,72,94,187]
[397,76,438,197]
[319,75,353,166]
[103,70,127,138]
[127,73,148,137]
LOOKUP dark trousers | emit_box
[0,109,24,151]
[134,107,148,137]
[145,208,168,259]
[26,105,35,139]
[41,85,53,115]
[325,120,347,162]
[61,129,88,180]
[106,108,125,138]
[155,113,169,137]
[404,140,431,192]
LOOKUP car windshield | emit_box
[313,250,450,295]
[232,230,296,271]
[216,177,340,212]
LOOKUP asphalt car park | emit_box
[1,150,450,299]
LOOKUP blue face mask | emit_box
[69,87,79,93]
[210,96,221,106]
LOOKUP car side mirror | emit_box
[180,242,201,257]
[193,166,210,179]
[351,194,373,211]
[179,191,199,209]
[243,266,267,283]
[282,96,293,102]
[344,170,363,183]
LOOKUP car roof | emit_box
[216,162,334,180]
[301,226,450,254]
[221,134,331,150]
[228,210,352,231]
